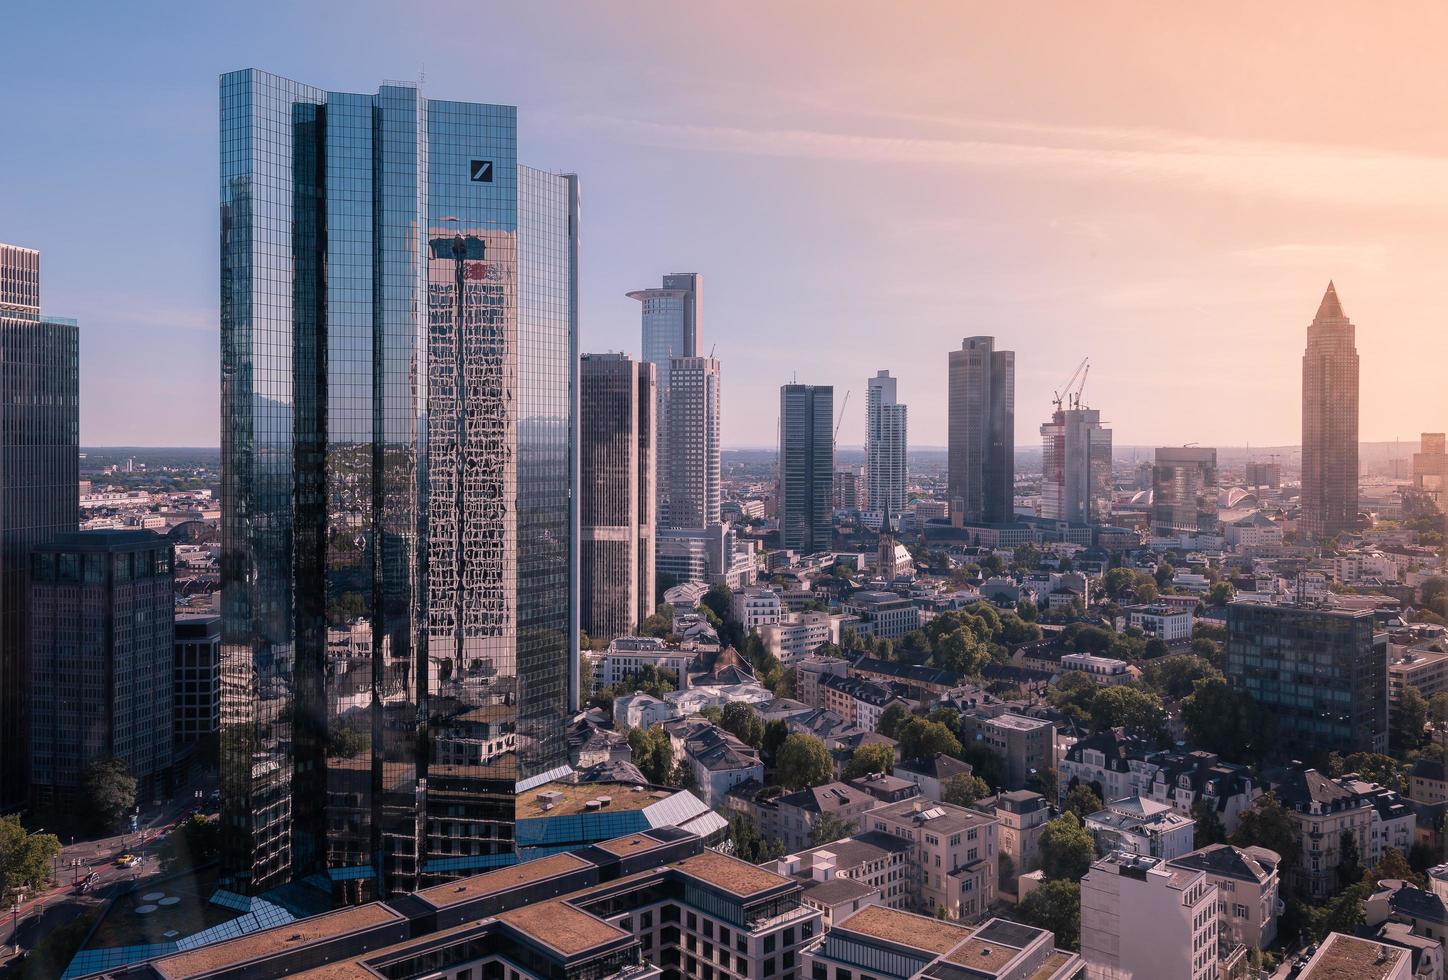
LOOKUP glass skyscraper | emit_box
[219,70,577,900]
[0,243,79,810]
[628,273,702,528]
[948,336,1014,525]
[778,384,834,553]
[866,370,908,517]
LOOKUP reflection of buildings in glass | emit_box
[1039,407,1112,525]
[220,70,576,901]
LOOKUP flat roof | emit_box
[947,935,1026,971]
[152,903,403,979]
[496,900,629,957]
[415,851,593,909]
[1300,933,1408,979]
[517,780,658,817]
[836,905,972,955]
[594,833,670,858]
[673,848,790,898]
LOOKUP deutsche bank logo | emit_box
[470,160,493,183]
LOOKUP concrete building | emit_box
[804,905,1082,980]
[30,530,174,810]
[866,370,908,517]
[759,611,838,662]
[1040,405,1113,525]
[580,352,656,641]
[1274,768,1413,901]
[1084,796,1196,861]
[1080,850,1219,980]
[731,585,783,633]
[1167,843,1283,952]
[1301,282,1361,540]
[779,384,835,553]
[1389,647,1448,705]
[774,832,915,917]
[972,790,1051,877]
[832,465,867,512]
[1060,652,1132,685]
[656,523,754,588]
[948,336,1014,525]
[795,654,850,708]
[665,354,722,529]
[759,781,881,854]
[1227,601,1388,755]
[593,637,693,691]
[1152,447,1219,535]
[1125,604,1194,643]
[0,241,78,810]
[629,273,702,528]
[173,613,221,750]
[1245,460,1282,490]
[839,591,921,639]
[961,711,1057,790]
[866,798,999,921]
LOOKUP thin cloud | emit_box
[575,113,1448,211]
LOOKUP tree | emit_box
[1393,685,1429,754]
[328,722,370,759]
[941,774,991,807]
[998,851,1017,891]
[1089,686,1167,739]
[776,734,834,790]
[933,627,990,676]
[0,816,61,900]
[82,755,137,833]
[1028,767,1059,802]
[761,720,791,765]
[1102,567,1137,600]
[1328,752,1408,794]
[157,814,220,873]
[1015,879,1080,950]
[1337,830,1363,889]
[1430,692,1448,732]
[1372,847,1424,888]
[1141,655,1223,701]
[1047,671,1099,723]
[875,702,912,739]
[627,725,674,785]
[1230,792,1299,874]
[1310,881,1370,942]
[1192,799,1227,848]
[640,602,674,638]
[1207,581,1235,607]
[1039,813,1096,881]
[1154,563,1175,590]
[1190,636,1225,670]
[1142,638,1170,659]
[1063,784,1103,820]
[960,743,1006,789]
[842,742,897,781]
[701,584,734,625]
[727,814,784,863]
[896,718,962,762]
[721,702,765,749]
[668,758,698,792]
[810,812,855,847]
[1181,678,1272,760]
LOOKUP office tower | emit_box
[628,274,701,527]
[947,337,1014,524]
[1301,282,1360,540]
[665,355,721,528]
[1039,406,1112,524]
[1412,433,1446,512]
[778,384,834,553]
[1226,601,1387,754]
[175,613,222,751]
[1245,460,1282,490]
[579,353,655,641]
[832,464,866,511]
[29,530,175,810]
[866,370,908,516]
[219,71,578,898]
[0,242,79,810]
[1152,447,1219,534]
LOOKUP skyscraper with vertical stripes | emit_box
[1300,282,1359,541]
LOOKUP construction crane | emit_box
[834,389,852,446]
[1052,357,1089,413]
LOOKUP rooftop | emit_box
[1299,932,1408,980]
[496,900,629,956]
[674,848,790,898]
[151,904,403,979]
[593,832,671,858]
[836,904,972,955]
[415,851,593,909]
[517,780,665,817]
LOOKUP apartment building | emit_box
[1080,851,1219,980]
[972,790,1051,876]
[1125,603,1194,643]
[594,637,694,691]
[760,611,839,662]
[866,798,998,922]
[893,753,977,802]
[960,710,1057,790]
[820,674,903,731]
[1275,768,1414,901]
[1084,796,1196,861]
[838,592,921,639]
[1167,843,1283,952]
[795,655,850,708]
[756,781,881,854]
[1060,652,1133,685]
[732,586,785,632]
[774,831,914,916]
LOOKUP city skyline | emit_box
[2,4,1446,451]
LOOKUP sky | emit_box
[1,2,1445,449]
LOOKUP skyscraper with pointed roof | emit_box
[1300,282,1359,540]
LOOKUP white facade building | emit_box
[866,370,908,517]
[1080,851,1219,980]
[1125,604,1194,643]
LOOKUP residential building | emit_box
[914,499,950,524]
[1301,282,1361,540]
[1040,406,1113,525]
[759,781,881,853]
[580,352,656,640]
[30,530,174,809]
[960,711,1057,790]
[1060,652,1132,684]
[615,692,674,731]
[89,828,827,980]
[775,832,916,923]
[593,637,693,691]
[866,797,999,921]
[628,272,702,528]
[796,654,851,708]
[1084,796,1196,861]
[731,585,784,632]
[670,720,765,807]
[1167,843,1283,951]
[760,611,839,662]
[1125,603,1194,643]
[0,241,78,809]
[1079,851,1219,980]
[866,370,908,517]
[219,72,577,897]
[948,336,1015,525]
[848,772,920,805]
[832,465,867,512]
[804,906,1083,980]
[1412,433,1447,512]
[1152,447,1219,535]
[1144,750,1262,835]
[895,754,977,803]
[1297,932,1411,980]
[838,591,921,639]
[1390,647,1448,705]
[1411,759,1448,806]
[820,674,902,731]
[849,657,957,702]
[972,790,1051,877]
[174,613,221,749]
[665,355,722,529]
[779,384,835,553]
[1273,768,1411,901]
[1227,601,1388,755]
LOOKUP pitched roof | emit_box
[1167,843,1278,884]
[1314,280,1345,322]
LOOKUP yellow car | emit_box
[115,854,138,868]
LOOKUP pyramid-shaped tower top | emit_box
[1314,281,1345,322]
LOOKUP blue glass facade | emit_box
[219,70,577,899]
